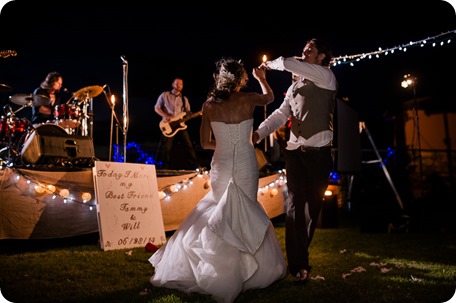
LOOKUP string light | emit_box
[4,164,338,210]
[7,168,97,207]
[258,169,287,196]
[81,192,92,202]
[158,169,207,201]
[5,166,291,206]
[332,29,455,66]
[158,169,290,202]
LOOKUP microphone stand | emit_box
[89,98,94,138]
[110,102,115,161]
[116,122,120,162]
[121,55,129,162]
[103,89,121,161]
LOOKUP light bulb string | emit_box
[12,168,96,206]
[332,29,456,66]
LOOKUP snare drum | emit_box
[0,116,30,146]
[54,103,80,128]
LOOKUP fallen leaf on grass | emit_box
[350,266,366,273]
[342,266,366,279]
[311,275,325,280]
[370,262,387,267]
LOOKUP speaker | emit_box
[335,99,361,173]
[21,124,95,167]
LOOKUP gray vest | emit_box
[290,79,336,140]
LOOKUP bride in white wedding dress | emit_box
[149,58,287,303]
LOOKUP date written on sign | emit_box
[104,236,156,248]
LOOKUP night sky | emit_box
[0,1,455,160]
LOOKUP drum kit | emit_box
[0,85,103,167]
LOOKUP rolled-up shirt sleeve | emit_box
[265,56,286,71]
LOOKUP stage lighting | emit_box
[401,73,423,196]
[401,74,416,88]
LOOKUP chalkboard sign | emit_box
[92,161,166,251]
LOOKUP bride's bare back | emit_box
[200,61,274,150]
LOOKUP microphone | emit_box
[120,55,128,64]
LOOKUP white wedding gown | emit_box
[149,119,286,303]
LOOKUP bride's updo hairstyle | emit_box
[207,58,246,103]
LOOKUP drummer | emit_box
[31,71,63,125]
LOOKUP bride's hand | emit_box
[252,68,266,82]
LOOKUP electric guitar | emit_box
[159,111,203,137]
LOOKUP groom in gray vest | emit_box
[253,38,337,283]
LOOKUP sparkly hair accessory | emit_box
[219,66,235,81]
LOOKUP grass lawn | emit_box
[0,211,455,303]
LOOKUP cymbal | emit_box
[73,85,103,101]
[0,83,12,92]
[9,93,50,107]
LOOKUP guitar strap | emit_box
[181,94,186,112]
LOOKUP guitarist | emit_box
[154,77,199,170]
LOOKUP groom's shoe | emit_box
[295,266,312,284]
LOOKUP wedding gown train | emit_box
[149,119,286,303]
